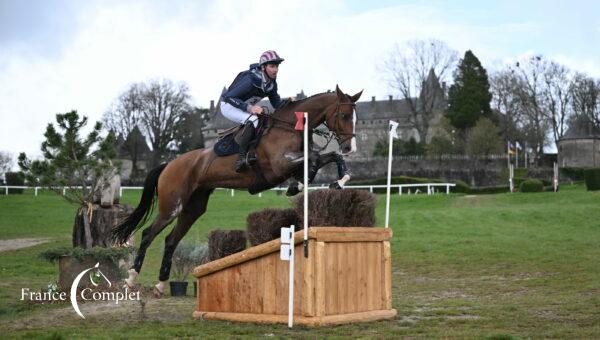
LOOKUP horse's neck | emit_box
[274,94,334,129]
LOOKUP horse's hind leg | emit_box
[154,189,213,297]
[124,214,176,287]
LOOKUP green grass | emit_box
[0,186,599,338]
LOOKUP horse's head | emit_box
[324,85,363,155]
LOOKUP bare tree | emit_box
[139,79,192,167]
[382,39,458,142]
[103,84,144,176]
[0,151,13,181]
[103,83,143,138]
[490,68,525,143]
[570,73,600,127]
[514,55,552,156]
[541,61,574,145]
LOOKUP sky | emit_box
[0,0,599,164]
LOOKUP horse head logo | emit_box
[70,262,111,319]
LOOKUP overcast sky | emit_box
[1,0,599,163]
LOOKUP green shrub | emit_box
[453,180,471,193]
[519,179,544,192]
[560,167,586,181]
[583,168,600,191]
[5,171,25,194]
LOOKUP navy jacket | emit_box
[222,63,285,112]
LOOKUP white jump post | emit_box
[303,112,309,255]
[386,121,399,229]
[279,225,295,328]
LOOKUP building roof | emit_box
[561,116,600,140]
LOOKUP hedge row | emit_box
[584,168,600,191]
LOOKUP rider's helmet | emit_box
[259,50,284,66]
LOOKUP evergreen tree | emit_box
[447,50,492,131]
[18,110,116,204]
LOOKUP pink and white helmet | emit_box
[259,50,284,66]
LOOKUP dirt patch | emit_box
[2,294,196,331]
[0,238,50,252]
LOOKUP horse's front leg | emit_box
[328,152,350,189]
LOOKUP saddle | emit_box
[213,116,269,157]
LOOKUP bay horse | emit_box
[112,85,362,296]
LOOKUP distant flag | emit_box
[389,120,399,139]
[516,141,522,151]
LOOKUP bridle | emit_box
[324,100,356,146]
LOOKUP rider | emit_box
[221,50,288,172]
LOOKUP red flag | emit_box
[294,112,305,131]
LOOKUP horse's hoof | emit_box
[286,185,300,196]
[329,182,342,190]
[153,286,164,298]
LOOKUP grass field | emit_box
[0,186,599,338]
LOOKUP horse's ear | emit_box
[335,84,344,98]
[350,90,363,102]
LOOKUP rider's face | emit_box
[263,63,279,80]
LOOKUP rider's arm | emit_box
[267,83,285,109]
[222,74,255,112]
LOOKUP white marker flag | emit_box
[389,120,399,139]
[385,120,399,229]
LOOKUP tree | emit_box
[18,111,123,249]
[426,116,463,155]
[0,151,13,182]
[570,73,600,128]
[513,55,552,155]
[103,83,144,176]
[541,61,574,145]
[490,68,526,144]
[174,107,209,153]
[139,79,192,167]
[446,50,492,132]
[18,110,116,204]
[466,117,503,157]
[104,79,193,168]
[383,39,458,142]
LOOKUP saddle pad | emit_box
[213,134,240,156]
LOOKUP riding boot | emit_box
[235,122,256,172]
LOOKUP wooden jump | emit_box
[192,227,396,326]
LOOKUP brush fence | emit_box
[192,227,396,326]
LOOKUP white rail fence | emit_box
[1,183,456,197]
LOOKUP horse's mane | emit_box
[275,92,334,114]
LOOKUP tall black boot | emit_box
[235,122,255,172]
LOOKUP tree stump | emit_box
[72,204,134,248]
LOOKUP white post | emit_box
[370,186,373,193]
[385,121,398,229]
[231,189,234,197]
[62,187,66,195]
[119,187,123,198]
[446,185,450,194]
[553,162,559,192]
[258,192,262,198]
[516,143,519,168]
[35,187,39,196]
[398,186,402,195]
[303,112,309,257]
[4,186,7,195]
[288,224,295,328]
[508,164,515,192]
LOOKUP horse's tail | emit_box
[112,163,168,244]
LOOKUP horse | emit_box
[112,85,362,296]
